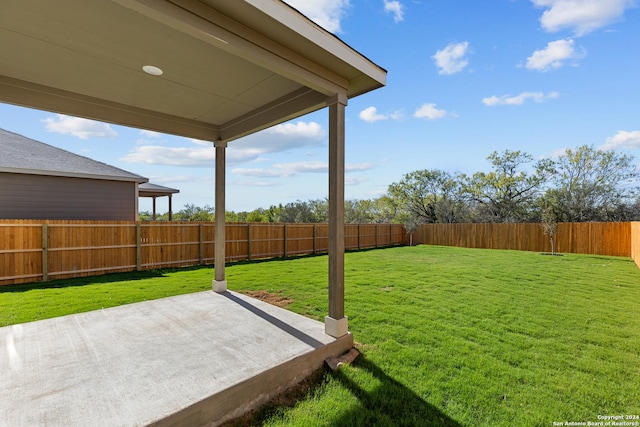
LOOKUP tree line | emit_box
[140,145,640,226]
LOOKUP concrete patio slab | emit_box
[0,291,353,426]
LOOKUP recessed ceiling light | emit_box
[142,65,163,76]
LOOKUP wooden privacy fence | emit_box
[0,221,406,286]
[413,222,640,265]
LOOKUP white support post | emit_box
[213,139,227,293]
[325,93,348,338]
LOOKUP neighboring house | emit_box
[138,182,180,220]
[0,127,151,220]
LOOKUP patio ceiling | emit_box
[0,0,386,142]
[0,0,387,339]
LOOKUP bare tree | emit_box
[540,206,558,254]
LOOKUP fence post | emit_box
[247,223,252,261]
[283,223,287,258]
[42,223,48,282]
[357,224,361,250]
[389,224,393,246]
[375,224,379,248]
[199,223,204,265]
[136,223,141,271]
[313,223,317,254]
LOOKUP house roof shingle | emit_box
[0,128,147,183]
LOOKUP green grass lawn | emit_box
[2,245,639,426]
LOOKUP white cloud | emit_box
[359,106,387,123]
[413,103,449,120]
[121,121,325,167]
[147,174,209,185]
[359,106,402,122]
[346,163,375,172]
[190,138,214,146]
[270,121,325,140]
[383,0,405,22]
[482,91,560,106]
[231,166,286,178]
[600,130,640,150]
[545,147,569,159]
[232,121,325,154]
[283,0,350,33]
[232,161,373,178]
[531,0,636,36]
[43,114,118,139]
[526,38,585,71]
[120,145,215,167]
[346,176,369,186]
[432,41,470,75]
[139,129,161,138]
[122,144,268,167]
[234,180,280,188]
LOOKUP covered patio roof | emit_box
[0,0,386,338]
[139,182,180,220]
[0,0,385,142]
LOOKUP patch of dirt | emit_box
[239,290,293,308]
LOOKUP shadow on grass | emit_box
[0,254,314,295]
[331,355,463,427]
[226,354,461,427]
[0,269,173,294]
[228,245,400,267]
[0,245,401,294]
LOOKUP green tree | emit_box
[225,211,244,222]
[246,208,269,223]
[371,196,399,223]
[138,211,153,221]
[543,145,639,222]
[345,199,375,223]
[265,204,284,222]
[388,169,468,224]
[308,199,328,222]
[463,150,553,222]
[174,204,214,221]
[278,200,315,223]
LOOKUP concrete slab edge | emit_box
[149,332,354,427]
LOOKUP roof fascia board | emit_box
[113,0,348,96]
[0,168,149,184]
[220,88,329,141]
[248,0,387,87]
[0,75,221,142]
[139,190,180,196]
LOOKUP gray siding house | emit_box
[0,128,148,220]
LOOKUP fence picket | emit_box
[413,222,634,258]
[0,220,405,286]
[3,220,636,286]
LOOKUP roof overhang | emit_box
[0,168,149,184]
[139,182,180,198]
[0,0,386,142]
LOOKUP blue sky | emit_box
[1,0,639,213]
